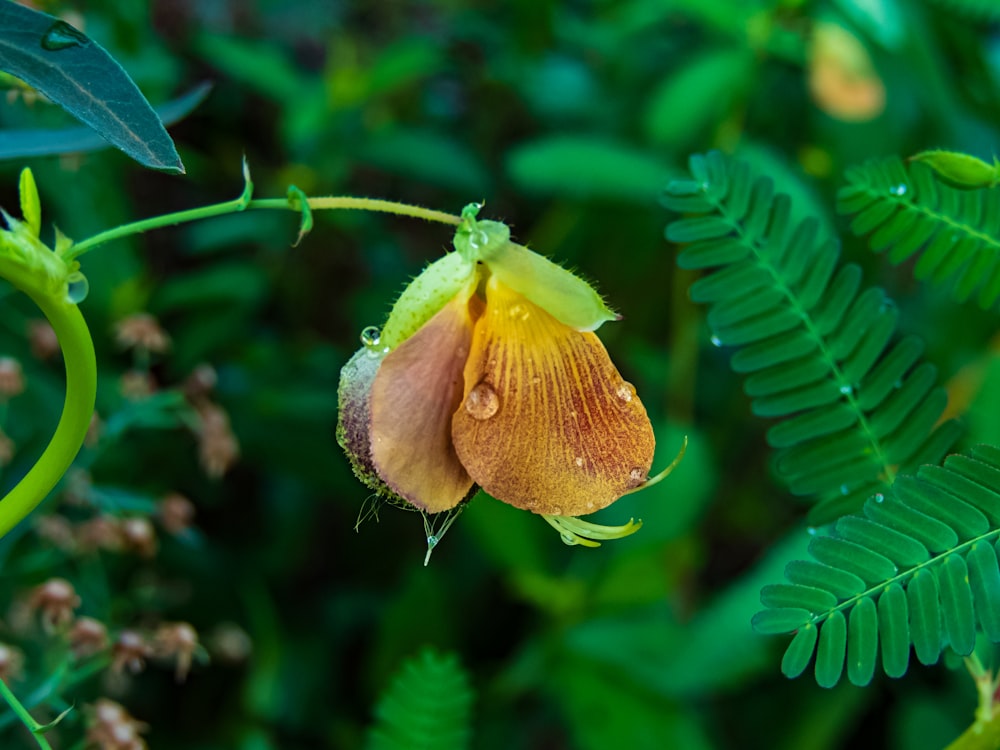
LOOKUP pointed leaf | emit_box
[0,0,184,171]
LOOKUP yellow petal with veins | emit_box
[452,276,654,515]
[370,291,481,512]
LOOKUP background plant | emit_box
[3,0,1000,748]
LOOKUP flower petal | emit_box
[452,277,654,515]
[370,292,480,512]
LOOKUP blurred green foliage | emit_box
[1,0,1000,748]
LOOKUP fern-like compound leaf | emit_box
[838,157,1000,309]
[366,648,473,750]
[752,444,1000,686]
[664,151,960,524]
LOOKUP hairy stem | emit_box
[71,196,462,256]
[0,292,95,538]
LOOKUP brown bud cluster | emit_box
[86,699,148,750]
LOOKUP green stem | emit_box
[0,678,53,750]
[0,292,96,538]
[71,196,461,256]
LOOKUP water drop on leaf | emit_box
[41,21,90,51]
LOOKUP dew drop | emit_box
[874,493,885,503]
[508,303,530,321]
[840,484,850,495]
[427,534,439,547]
[629,467,646,483]
[360,325,381,348]
[839,384,853,396]
[560,532,578,546]
[551,506,563,516]
[890,184,908,196]
[574,457,584,467]
[807,527,817,536]
[615,383,634,403]
[531,375,541,386]
[41,21,89,51]
[468,230,489,251]
[710,335,723,348]
[65,273,89,304]
[465,382,499,420]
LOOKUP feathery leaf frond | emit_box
[366,648,473,750]
[838,157,1000,308]
[753,444,1000,686]
[663,151,960,524]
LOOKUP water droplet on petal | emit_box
[890,184,907,196]
[874,493,885,503]
[839,384,853,396]
[710,335,723,347]
[41,21,89,51]
[615,383,634,403]
[508,303,530,321]
[807,527,817,536]
[465,382,499,420]
[629,467,646,484]
[427,534,439,547]
[66,273,89,304]
[360,326,381,348]
[574,457,584,467]
[840,484,850,495]
[551,506,563,516]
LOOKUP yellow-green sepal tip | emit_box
[910,149,1000,189]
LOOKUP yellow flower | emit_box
[338,205,680,547]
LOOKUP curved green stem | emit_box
[0,292,95,538]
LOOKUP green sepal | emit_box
[909,150,1000,189]
[379,251,475,350]
[452,204,618,332]
[19,168,40,237]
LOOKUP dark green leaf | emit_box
[0,0,184,171]
[0,82,210,161]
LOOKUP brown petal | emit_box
[452,277,654,515]
[370,292,479,512]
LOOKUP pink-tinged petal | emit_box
[370,292,480,512]
[452,277,655,515]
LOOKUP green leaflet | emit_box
[663,151,959,524]
[838,157,1000,309]
[366,649,473,750]
[752,444,1000,686]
